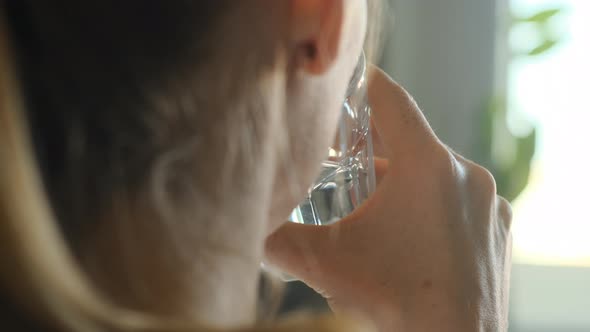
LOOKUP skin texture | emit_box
[267,0,368,230]
[9,0,512,330]
[68,1,368,327]
[265,68,513,332]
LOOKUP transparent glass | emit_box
[288,51,376,226]
[262,52,375,281]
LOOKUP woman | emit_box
[0,1,512,331]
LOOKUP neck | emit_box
[79,193,269,328]
[76,64,287,327]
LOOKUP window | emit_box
[509,1,590,331]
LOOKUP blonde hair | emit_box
[0,1,384,331]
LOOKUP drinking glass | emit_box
[288,51,376,226]
[263,52,376,281]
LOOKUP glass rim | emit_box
[345,51,367,98]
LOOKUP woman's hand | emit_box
[265,67,513,332]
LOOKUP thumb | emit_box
[264,222,336,285]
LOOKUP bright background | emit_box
[510,0,590,267]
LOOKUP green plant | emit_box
[512,7,562,57]
[474,7,563,202]
[475,96,536,202]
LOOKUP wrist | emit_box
[371,296,503,332]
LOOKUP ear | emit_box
[291,0,344,75]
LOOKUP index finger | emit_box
[368,66,441,162]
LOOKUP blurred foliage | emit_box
[527,39,558,56]
[514,8,561,24]
[474,7,563,202]
[476,97,537,202]
[512,7,564,57]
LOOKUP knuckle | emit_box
[430,143,458,174]
[424,144,468,189]
[426,146,513,232]
[469,163,498,198]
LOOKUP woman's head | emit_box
[0,0,377,330]
[9,0,368,234]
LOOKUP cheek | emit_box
[289,86,343,177]
[295,59,357,167]
[267,79,345,224]
[267,1,368,225]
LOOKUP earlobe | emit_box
[291,0,343,75]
